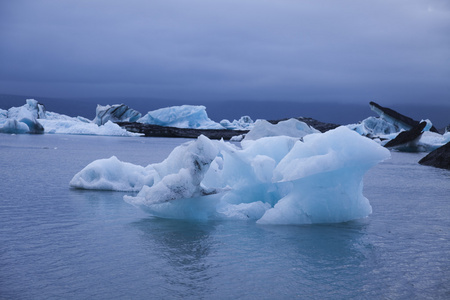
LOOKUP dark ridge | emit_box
[370,101,439,133]
[117,122,248,140]
[117,116,339,139]
[419,142,450,170]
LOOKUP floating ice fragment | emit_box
[70,156,156,191]
[71,127,390,224]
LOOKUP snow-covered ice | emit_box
[70,126,390,224]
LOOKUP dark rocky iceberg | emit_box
[94,104,142,125]
[384,121,427,151]
[117,122,248,140]
[419,142,450,170]
[369,101,439,133]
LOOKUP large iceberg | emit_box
[0,100,140,136]
[70,126,390,224]
[138,105,225,129]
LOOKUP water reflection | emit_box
[130,218,218,299]
[129,217,375,299]
[256,220,374,297]
[261,220,370,258]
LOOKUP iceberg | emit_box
[138,105,225,129]
[369,101,439,133]
[220,116,254,130]
[40,119,140,136]
[0,99,45,134]
[70,126,390,224]
[0,100,140,136]
[369,101,416,132]
[419,131,450,151]
[0,118,31,134]
[93,104,142,125]
[347,116,400,138]
[382,120,449,152]
[69,156,155,191]
[378,120,449,152]
[242,118,320,141]
[349,102,447,151]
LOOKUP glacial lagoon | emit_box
[1,134,449,299]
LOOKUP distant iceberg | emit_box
[242,118,320,141]
[348,102,448,152]
[348,116,400,138]
[349,117,450,151]
[93,104,142,125]
[0,99,45,134]
[0,100,140,136]
[70,126,390,224]
[220,116,254,130]
[138,105,225,129]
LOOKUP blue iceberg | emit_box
[70,126,390,225]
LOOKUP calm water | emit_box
[1,134,449,299]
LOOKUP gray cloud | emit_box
[0,0,449,104]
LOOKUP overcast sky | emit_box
[1,0,449,106]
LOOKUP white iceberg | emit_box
[242,118,320,141]
[39,119,140,136]
[70,126,390,225]
[0,99,140,136]
[138,105,225,129]
[69,156,156,191]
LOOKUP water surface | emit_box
[1,134,449,299]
